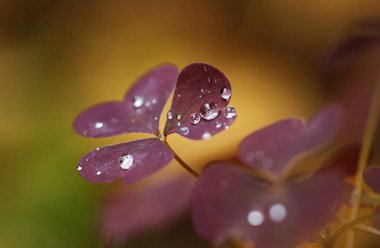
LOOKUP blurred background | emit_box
[1,0,380,247]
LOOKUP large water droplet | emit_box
[247,210,265,226]
[269,204,287,223]
[167,111,173,120]
[202,132,212,140]
[133,96,144,108]
[119,154,134,170]
[180,127,189,135]
[221,87,231,100]
[200,102,219,120]
[190,113,201,125]
[224,106,236,119]
[94,122,104,129]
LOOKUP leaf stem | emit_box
[163,139,200,178]
[346,79,380,247]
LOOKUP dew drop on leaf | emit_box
[247,210,265,226]
[224,106,237,119]
[269,203,287,223]
[200,102,219,120]
[119,154,134,170]
[167,111,173,120]
[220,87,231,100]
[180,127,190,135]
[202,132,212,140]
[190,113,201,125]
[133,96,144,108]
[95,122,104,129]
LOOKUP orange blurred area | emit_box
[1,0,380,247]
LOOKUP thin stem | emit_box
[163,139,199,178]
[325,214,375,248]
[356,225,380,236]
[346,80,380,248]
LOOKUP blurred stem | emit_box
[346,80,380,248]
[163,139,199,178]
[356,225,380,236]
[325,214,376,248]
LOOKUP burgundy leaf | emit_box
[239,104,342,176]
[364,166,380,193]
[73,64,179,137]
[77,138,174,184]
[101,176,194,244]
[192,161,351,248]
[164,63,236,140]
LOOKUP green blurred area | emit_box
[1,0,380,247]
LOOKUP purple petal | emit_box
[239,104,342,176]
[164,63,236,140]
[101,176,194,244]
[192,162,350,248]
[73,64,179,137]
[364,166,380,193]
[77,138,173,184]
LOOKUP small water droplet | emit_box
[200,88,204,93]
[96,171,102,176]
[176,122,181,127]
[246,152,255,162]
[176,114,182,120]
[152,99,157,104]
[94,122,104,129]
[177,94,181,98]
[207,77,211,83]
[190,113,201,125]
[202,132,212,140]
[120,154,134,170]
[269,204,287,223]
[167,111,173,120]
[203,65,208,71]
[224,106,236,119]
[214,78,218,83]
[216,121,222,128]
[247,210,265,226]
[224,125,230,129]
[180,127,189,135]
[96,148,100,151]
[262,158,274,169]
[154,116,159,121]
[77,165,82,171]
[133,96,144,108]
[220,87,231,100]
[200,102,219,120]
[144,101,151,107]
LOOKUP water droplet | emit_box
[203,65,208,72]
[224,125,230,129]
[94,122,104,129]
[77,165,82,171]
[246,152,255,162]
[220,87,231,100]
[176,122,181,127]
[176,114,182,120]
[120,154,134,170]
[224,106,237,119]
[152,99,157,104]
[154,116,159,121]
[214,78,218,83]
[180,127,189,135]
[202,132,212,140]
[247,210,265,226]
[215,121,222,128]
[262,158,274,169]
[207,77,211,83]
[190,113,201,125]
[177,94,181,98]
[144,101,151,107]
[200,102,219,120]
[96,171,102,176]
[133,96,144,108]
[96,148,100,151]
[200,88,204,93]
[269,204,287,223]
[167,111,173,120]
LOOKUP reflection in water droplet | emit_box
[190,113,201,125]
[95,122,104,129]
[221,87,232,100]
[269,204,287,223]
[262,158,274,169]
[180,127,190,135]
[133,96,144,108]
[167,111,173,120]
[120,154,134,170]
[247,210,265,226]
[200,102,219,120]
[176,114,182,120]
[215,121,222,128]
[202,132,212,140]
[77,165,82,171]
[96,171,102,176]
[224,106,237,119]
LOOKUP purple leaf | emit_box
[101,176,194,244]
[364,166,380,193]
[192,161,351,248]
[164,63,236,140]
[77,138,174,184]
[239,104,342,176]
[73,64,179,137]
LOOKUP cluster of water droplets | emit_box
[245,150,274,169]
[247,203,287,226]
